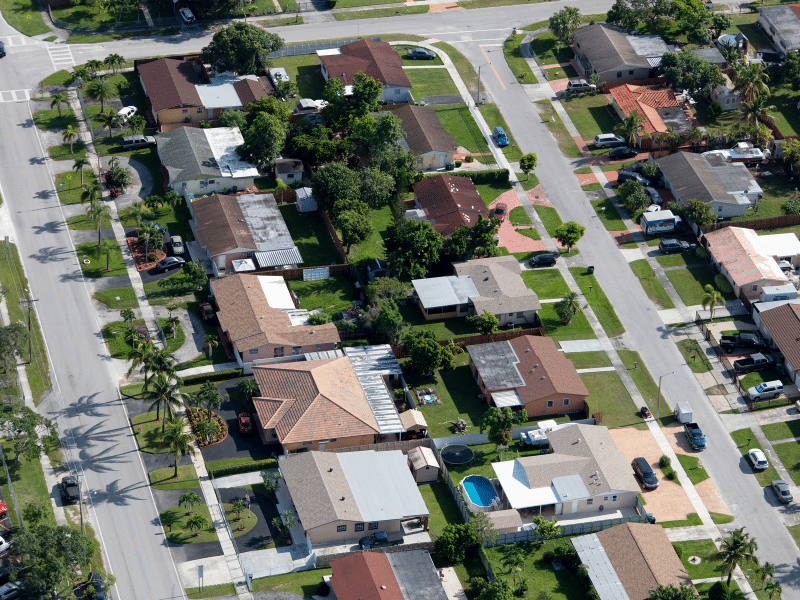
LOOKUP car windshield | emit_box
[756,384,768,392]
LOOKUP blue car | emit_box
[493,126,509,147]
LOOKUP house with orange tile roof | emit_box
[704,227,799,300]
[210,273,340,373]
[330,551,447,600]
[607,79,694,148]
[467,335,588,418]
[251,344,406,450]
[573,24,669,84]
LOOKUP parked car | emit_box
[87,572,107,600]
[156,257,185,272]
[0,582,21,600]
[199,302,214,320]
[594,133,625,148]
[0,537,10,555]
[117,106,137,122]
[733,353,776,374]
[407,48,436,59]
[179,7,195,22]
[659,239,691,254]
[617,170,647,185]
[493,203,507,221]
[359,531,402,550]
[142,221,167,235]
[772,480,793,503]
[170,235,184,255]
[609,146,638,160]
[644,187,661,205]
[720,333,767,353]
[238,413,253,435]
[566,79,596,92]
[747,380,783,401]
[493,126,509,147]
[528,253,557,267]
[121,135,156,150]
[59,475,80,504]
[631,457,659,489]
[0,42,6,58]
[748,448,769,470]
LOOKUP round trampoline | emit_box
[462,475,498,508]
[440,444,475,465]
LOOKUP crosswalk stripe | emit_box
[0,90,30,103]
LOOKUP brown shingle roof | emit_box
[595,523,692,600]
[139,58,202,113]
[251,357,379,444]
[331,552,404,600]
[192,194,255,257]
[211,274,340,352]
[393,104,457,156]
[758,303,800,370]
[656,152,738,205]
[321,39,411,88]
[453,256,541,315]
[233,77,272,107]
[412,175,488,237]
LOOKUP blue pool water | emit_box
[462,475,498,507]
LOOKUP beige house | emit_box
[279,450,429,546]
[408,446,439,483]
[710,73,742,111]
[573,24,667,83]
[393,104,457,171]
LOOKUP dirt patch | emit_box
[126,236,166,272]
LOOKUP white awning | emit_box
[493,390,522,408]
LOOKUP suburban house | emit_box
[572,522,693,600]
[757,5,800,56]
[138,57,271,130]
[693,46,726,67]
[655,151,762,218]
[156,126,259,197]
[275,158,304,186]
[405,175,488,237]
[710,73,742,111]
[250,344,406,451]
[492,424,641,518]
[317,39,412,104]
[330,550,448,600]
[279,449,429,545]
[756,303,800,385]
[467,335,589,418]
[188,192,303,277]
[411,256,541,326]
[210,273,340,373]
[607,80,694,148]
[704,227,800,300]
[572,24,669,83]
[392,104,457,171]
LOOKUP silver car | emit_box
[170,235,184,255]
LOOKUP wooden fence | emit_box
[391,323,545,358]
[702,213,800,234]
[321,210,349,264]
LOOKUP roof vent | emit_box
[341,496,346,501]
[541,376,546,380]
[312,330,315,334]
[535,364,539,368]
[577,438,581,443]
[261,315,264,319]
[328,468,333,472]
[381,586,387,590]
[525,349,530,353]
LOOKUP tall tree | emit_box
[555,291,580,324]
[350,72,383,118]
[614,109,646,147]
[62,125,79,154]
[338,210,373,253]
[5,407,57,463]
[764,581,782,599]
[554,221,585,252]
[359,167,395,208]
[219,109,247,129]
[128,114,146,135]
[86,200,110,245]
[0,324,26,379]
[684,199,716,227]
[701,284,724,321]
[80,182,103,205]
[549,6,581,46]
[73,157,90,187]
[468,310,499,335]
[739,96,776,129]
[179,491,202,515]
[715,527,758,587]
[159,415,195,478]
[146,375,183,432]
[86,77,115,113]
[479,406,514,453]
[200,22,284,74]
[387,220,443,281]
[188,381,223,412]
[239,112,288,169]
[661,50,724,94]
[519,153,537,180]
[434,523,479,564]
[311,162,361,213]
[99,237,117,272]
[104,52,125,75]
[126,339,155,382]
[50,91,68,117]
[237,378,259,401]
[371,301,407,345]
[403,330,443,376]
[203,334,218,359]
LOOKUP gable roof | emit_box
[412,174,488,237]
[320,39,411,88]
[704,227,788,287]
[139,58,203,113]
[233,77,272,106]
[758,303,800,369]
[656,152,738,204]
[251,357,379,444]
[453,256,541,315]
[608,80,690,135]
[331,552,404,600]
[573,24,653,73]
[157,126,259,183]
[211,273,340,353]
[393,104,457,156]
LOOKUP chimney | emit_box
[328,468,333,472]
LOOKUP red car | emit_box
[238,413,253,435]
[493,203,507,221]
[199,302,214,320]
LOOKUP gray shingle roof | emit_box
[453,256,541,315]
[573,24,651,74]
[656,151,738,205]
[157,127,219,183]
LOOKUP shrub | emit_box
[180,369,243,386]
[714,274,733,294]
[666,201,684,215]
[455,160,462,167]
[659,455,671,468]
[308,312,331,325]
[447,169,509,184]
[708,101,723,119]
[207,459,279,478]
[336,320,357,332]
[696,246,709,261]
[665,470,676,481]
[708,581,730,600]
[783,197,800,215]
[465,155,475,163]
[641,162,659,180]
[338,339,370,348]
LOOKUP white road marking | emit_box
[47,45,75,70]
[0,90,30,102]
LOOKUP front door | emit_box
[571,502,579,514]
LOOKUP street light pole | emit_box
[656,371,675,421]
[476,64,487,107]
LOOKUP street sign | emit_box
[198,566,203,578]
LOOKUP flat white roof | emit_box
[317,48,342,56]
[257,275,295,310]
[196,83,243,110]
[205,127,260,179]
[493,390,523,408]
[412,275,478,309]
[753,232,800,259]
[493,459,558,509]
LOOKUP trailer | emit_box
[674,402,692,424]
[640,210,683,235]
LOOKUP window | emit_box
[303,441,313,446]
[208,180,216,184]
[330,439,337,442]
[337,525,347,532]
[274,347,284,357]
[287,173,295,179]
[628,70,633,75]
[546,400,554,408]
[249,348,259,355]
[355,523,365,531]
[508,313,513,317]
[563,398,570,406]
[197,108,202,114]
[317,345,322,351]
[292,346,302,355]
[752,284,758,291]
[603,496,608,502]
[586,498,593,506]
[182,109,189,114]
[617,72,622,78]
[369,522,379,530]
[246,252,253,258]
[612,495,618,502]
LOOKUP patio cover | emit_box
[492,390,523,408]
[493,460,558,509]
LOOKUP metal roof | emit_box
[492,390,523,408]
[254,247,303,268]
[231,258,256,272]
[387,550,449,600]
[412,276,478,309]
[304,349,345,360]
[572,534,630,600]
[205,127,260,178]
[343,345,405,434]
[552,474,590,501]
[466,341,524,391]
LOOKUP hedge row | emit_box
[209,459,279,478]
[180,368,243,386]
[447,169,510,185]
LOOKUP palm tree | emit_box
[128,114,146,135]
[554,292,580,325]
[104,53,125,75]
[501,549,525,592]
[73,157,90,187]
[657,127,684,154]
[50,91,68,117]
[86,201,110,245]
[147,375,183,432]
[687,127,705,153]
[81,183,103,205]
[85,59,104,77]
[144,194,163,213]
[186,514,207,537]
[126,339,154,379]
[99,237,117,272]
[203,334,218,359]
[715,527,758,587]
[121,201,152,227]
[138,222,160,263]
[160,415,195,478]
[164,191,182,211]
[196,417,218,443]
[97,111,120,138]
[614,109,648,147]
[701,284,724,321]
[147,348,179,384]
[237,378,258,401]
[739,96,777,130]
[231,499,247,521]
[765,581,782,599]
[188,381,222,412]
[121,308,135,326]
[758,562,775,589]
[734,62,770,104]
[179,491,202,515]
[165,315,180,339]
[86,77,115,114]
[62,125,79,154]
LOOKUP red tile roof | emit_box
[412,175,488,237]
[138,58,202,113]
[331,552,404,600]
[608,80,682,135]
[320,39,411,88]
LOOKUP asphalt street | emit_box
[1,0,797,598]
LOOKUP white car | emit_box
[0,536,10,554]
[117,106,137,123]
[179,7,195,23]
[645,204,661,213]
[748,448,769,471]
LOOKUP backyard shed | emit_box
[487,509,523,534]
[408,446,439,483]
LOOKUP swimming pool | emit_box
[462,475,498,508]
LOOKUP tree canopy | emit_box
[239,112,288,169]
[387,220,443,281]
[201,23,284,74]
[434,523,479,564]
[549,6,582,45]
[554,221,585,251]
[312,162,361,213]
[4,406,57,463]
[480,406,514,453]
[661,50,724,93]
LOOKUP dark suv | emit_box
[617,170,648,185]
[631,457,659,489]
[659,239,690,254]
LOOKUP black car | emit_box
[617,170,648,185]
[59,476,80,504]
[528,253,557,267]
[407,48,436,60]
[643,187,661,204]
[659,239,691,254]
[0,42,6,58]
[86,572,107,600]
[141,221,167,235]
[609,146,638,160]
[631,457,659,489]
[156,257,185,272]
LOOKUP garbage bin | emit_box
[587,266,595,274]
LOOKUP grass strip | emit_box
[569,268,625,338]
[731,428,781,487]
[333,5,426,19]
[629,259,675,309]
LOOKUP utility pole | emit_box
[18,293,39,365]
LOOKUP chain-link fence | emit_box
[268,37,380,58]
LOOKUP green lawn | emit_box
[617,349,670,425]
[535,100,582,159]
[394,45,445,66]
[186,584,237,600]
[0,0,49,35]
[52,0,141,29]
[278,205,342,267]
[49,142,88,161]
[66,27,180,44]
[160,504,218,544]
[509,206,532,226]
[288,277,355,316]
[739,369,783,391]
[570,268,625,338]
[55,171,99,205]
[676,454,710,486]
[334,5,427,19]
[568,351,612,369]
[75,241,127,278]
[656,246,708,268]
[761,420,800,442]
[529,32,573,65]
[539,303,595,342]
[479,103,523,162]
[398,303,489,341]
[503,34,537,83]
[251,568,332,595]
[474,181,513,207]
[159,318,186,354]
[582,370,643,429]
[131,412,166,454]
[695,582,746,600]
[67,212,112,231]
[335,0,403,8]
[40,70,73,86]
[433,104,492,163]
[432,42,478,94]
[591,199,627,231]
[771,441,800,488]
[521,269,570,299]
[629,259,675,310]
[660,513,703,528]
[347,204,394,270]
[101,319,145,359]
[149,465,201,491]
[407,68,459,102]
[272,54,327,99]
[666,266,735,306]
[677,339,713,373]
[731,428,781,487]
[673,539,724,580]
[418,480,464,536]
[534,205,563,237]
[93,286,138,310]
[33,108,77,131]
[0,440,57,529]
[767,84,800,137]
[562,93,617,141]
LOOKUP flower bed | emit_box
[126,236,167,271]
[186,407,228,448]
